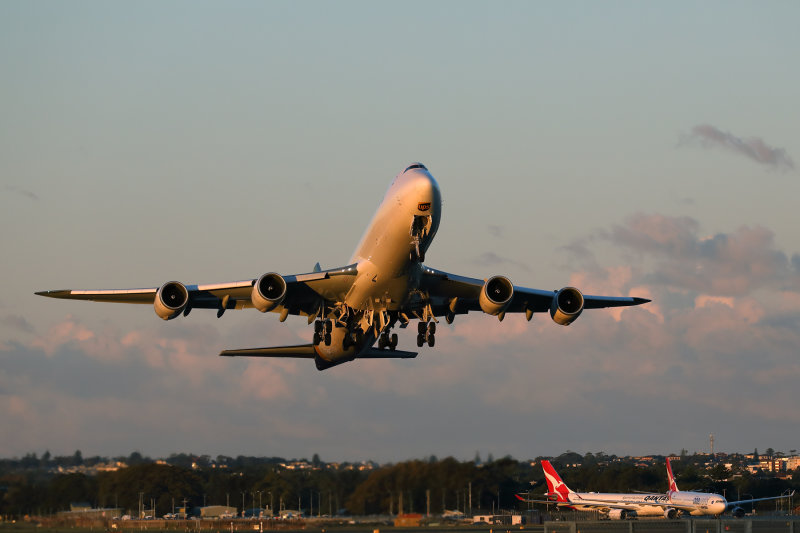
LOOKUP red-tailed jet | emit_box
[518,458,793,519]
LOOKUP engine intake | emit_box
[252,272,287,313]
[664,508,678,520]
[154,281,189,320]
[479,275,514,316]
[550,286,584,325]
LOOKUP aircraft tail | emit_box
[666,458,679,492]
[541,460,573,502]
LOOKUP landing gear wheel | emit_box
[390,333,398,350]
[428,322,436,335]
[342,334,352,349]
[416,334,425,347]
[313,332,321,346]
[378,333,388,350]
[427,333,435,347]
[418,322,427,335]
[324,333,332,346]
[324,319,333,334]
[314,320,323,333]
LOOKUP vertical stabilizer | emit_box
[666,458,679,492]
[541,460,573,502]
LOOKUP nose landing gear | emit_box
[313,319,333,346]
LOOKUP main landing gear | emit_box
[416,321,435,347]
[313,319,332,346]
[378,331,398,350]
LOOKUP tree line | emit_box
[1,451,798,518]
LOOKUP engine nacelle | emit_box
[608,509,636,520]
[154,281,189,320]
[664,508,678,520]
[550,286,584,325]
[252,272,287,313]
[479,275,514,316]
[731,506,745,519]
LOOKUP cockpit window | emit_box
[405,163,427,172]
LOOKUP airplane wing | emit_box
[728,491,795,507]
[36,265,359,319]
[514,494,651,512]
[421,266,649,319]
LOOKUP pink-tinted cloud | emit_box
[608,214,798,296]
[682,124,794,171]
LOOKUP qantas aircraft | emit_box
[663,457,794,518]
[36,163,649,370]
[518,458,793,519]
[516,459,674,520]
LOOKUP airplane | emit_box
[36,163,650,371]
[517,458,794,519]
[516,459,674,520]
[663,457,795,518]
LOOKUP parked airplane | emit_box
[518,459,794,519]
[516,459,673,520]
[663,457,794,518]
[36,163,649,370]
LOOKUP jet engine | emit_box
[663,508,678,520]
[550,286,584,325]
[252,272,287,313]
[731,507,745,519]
[608,509,636,520]
[479,275,514,316]
[154,281,189,320]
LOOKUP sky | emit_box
[2,1,799,463]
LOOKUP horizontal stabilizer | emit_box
[219,344,316,358]
[357,348,417,359]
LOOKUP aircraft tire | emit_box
[416,334,425,347]
[427,333,435,347]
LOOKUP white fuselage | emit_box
[666,490,727,516]
[563,490,727,517]
[344,165,441,311]
[564,492,671,517]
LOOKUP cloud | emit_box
[473,251,531,272]
[3,184,39,201]
[2,314,35,334]
[681,124,794,171]
[486,225,505,238]
[607,213,799,296]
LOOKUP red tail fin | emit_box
[541,460,572,502]
[666,458,679,492]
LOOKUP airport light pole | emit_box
[257,491,263,517]
[241,491,246,518]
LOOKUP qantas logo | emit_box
[666,459,679,492]
[643,495,670,503]
[542,462,570,501]
[418,202,431,212]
